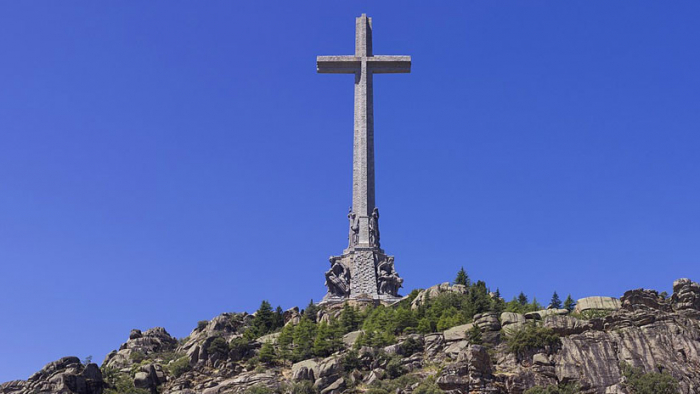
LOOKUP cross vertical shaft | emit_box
[318,14,410,249]
[353,15,375,248]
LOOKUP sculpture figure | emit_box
[348,207,359,247]
[369,207,380,248]
[376,256,402,296]
[325,257,350,297]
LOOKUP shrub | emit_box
[570,309,611,320]
[506,322,560,356]
[167,356,191,378]
[467,324,482,345]
[400,337,423,356]
[289,381,317,394]
[128,351,146,363]
[620,363,679,394]
[102,369,150,394]
[524,383,580,394]
[368,374,422,394]
[197,320,208,331]
[413,381,444,394]
[342,349,361,372]
[245,384,274,394]
[385,356,405,379]
[207,336,229,356]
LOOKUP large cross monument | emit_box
[318,14,409,304]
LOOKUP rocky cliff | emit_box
[2,279,699,394]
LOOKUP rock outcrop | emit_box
[0,357,104,394]
[4,279,700,394]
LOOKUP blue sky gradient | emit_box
[1,1,699,382]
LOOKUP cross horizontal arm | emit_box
[367,56,411,74]
[317,56,361,74]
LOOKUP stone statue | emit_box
[376,256,402,296]
[369,207,380,248]
[348,207,359,247]
[325,257,350,297]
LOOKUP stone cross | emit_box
[317,14,410,249]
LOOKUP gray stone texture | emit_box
[318,14,408,303]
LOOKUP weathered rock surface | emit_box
[0,357,104,394]
[411,282,468,310]
[574,296,621,313]
[5,279,700,394]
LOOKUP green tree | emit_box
[505,297,524,313]
[304,299,319,323]
[620,363,679,394]
[549,292,562,309]
[277,323,295,363]
[563,295,576,312]
[274,306,284,329]
[491,288,506,313]
[454,267,470,287]
[417,317,433,334]
[436,307,466,331]
[394,308,418,334]
[339,303,360,333]
[527,297,543,312]
[258,341,276,365]
[251,300,276,337]
[518,292,528,306]
[313,322,334,357]
[292,317,316,361]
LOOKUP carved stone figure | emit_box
[376,256,402,296]
[348,208,359,247]
[369,207,380,248]
[325,257,350,297]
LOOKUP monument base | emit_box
[320,247,403,305]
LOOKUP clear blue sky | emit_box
[1,1,699,382]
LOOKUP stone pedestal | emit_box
[321,246,402,305]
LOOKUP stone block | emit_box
[574,296,621,313]
[443,323,473,342]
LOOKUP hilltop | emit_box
[2,277,699,394]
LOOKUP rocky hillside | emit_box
[2,278,699,394]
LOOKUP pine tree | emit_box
[313,322,333,357]
[563,294,576,312]
[292,317,316,362]
[491,288,506,313]
[277,323,295,363]
[304,299,319,323]
[518,292,528,306]
[550,291,562,309]
[252,300,275,337]
[274,306,284,329]
[529,297,542,312]
[339,304,359,333]
[258,341,276,364]
[454,267,470,287]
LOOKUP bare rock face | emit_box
[411,282,468,310]
[5,278,700,394]
[621,288,671,311]
[103,327,178,369]
[672,278,700,311]
[574,296,621,313]
[0,357,104,394]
